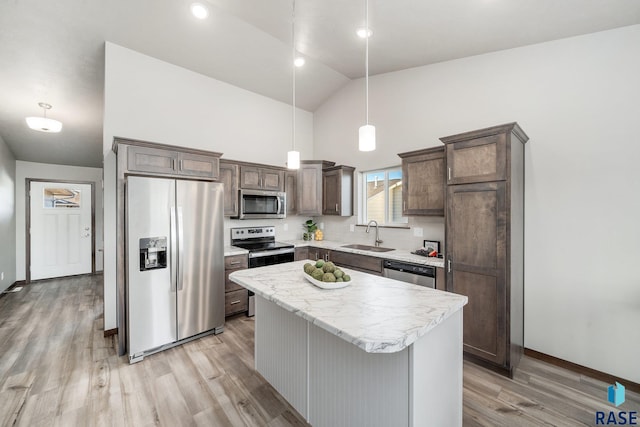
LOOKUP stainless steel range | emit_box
[230,226,295,315]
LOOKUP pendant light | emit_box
[287,0,301,170]
[26,102,63,133]
[358,0,375,151]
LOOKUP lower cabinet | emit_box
[308,247,331,262]
[435,267,445,291]
[225,254,248,316]
[295,247,309,261]
[330,251,383,276]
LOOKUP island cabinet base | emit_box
[254,296,463,427]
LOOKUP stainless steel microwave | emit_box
[236,189,286,219]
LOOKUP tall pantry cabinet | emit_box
[440,122,528,377]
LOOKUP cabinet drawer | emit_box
[294,247,309,261]
[225,254,248,269]
[225,269,246,292]
[225,289,248,316]
[330,251,383,275]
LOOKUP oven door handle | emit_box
[249,248,295,258]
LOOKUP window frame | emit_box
[359,165,408,226]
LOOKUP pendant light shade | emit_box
[358,0,375,151]
[26,102,62,133]
[359,124,376,151]
[287,150,300,169]
[287,0,300,170]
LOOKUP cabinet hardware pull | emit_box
[229,261,241,265]
[403,201,406,211]
[448,259,451,273]
[324,253,329,262]
[230,300,241,305]
[179,160,183,171]
[448,167,451,181]
[335,203,338,212]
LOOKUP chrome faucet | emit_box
[366,220,383,247]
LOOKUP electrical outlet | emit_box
[283,223,289,231]
[319,222,324,230]
[413,227,423,237]
[1,272,4,281]
[350,224,355,232]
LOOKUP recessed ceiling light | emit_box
[190,3,209,19]
[357,27,373,38]
[294,57,305,67]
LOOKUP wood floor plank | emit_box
[0,274,638,426]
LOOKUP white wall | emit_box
[103,43,314,330]
[0,135,16,292]
[14,161,104,281]
[314,26,640,382]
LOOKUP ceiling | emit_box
[1,0,639,168]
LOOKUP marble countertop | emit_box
[224,246,249,257]
[282,239,445,268]
[229,260,467,354]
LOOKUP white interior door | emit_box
[30,181,93,280]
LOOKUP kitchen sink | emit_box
[341,244,395,253]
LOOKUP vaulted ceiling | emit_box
[1,0,639,167]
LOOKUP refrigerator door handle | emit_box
[177,206,184,291]
[170,207,178,292]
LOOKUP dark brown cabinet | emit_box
[294,247,309,261]
[224,254,249,316]
[441,122,527,377]
[308,247,331,262]
[329,251,383,276]
[219,160,239,217]
[322,165,355,216]
[398,146,445,216]
[285,171,297,215]
[297,160,335,216]
[240,165,284,191]
[435,267,445,291]
[126,145,220,180]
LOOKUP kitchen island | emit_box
[229,260,468,427]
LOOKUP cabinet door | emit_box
[308,247,331,262]
[285,171,297,215]
[240,166,262,190]
[295,247,309,261]
[401,148,445,216]
[446,182,507,366]
[219,162,239,216]
[446,133,507,185]
[297,163,323,216]
[329,251,383,275]
[177,152,219,179]
[261,167,284,191]
[322,169,341,215]
[127,146,177,174]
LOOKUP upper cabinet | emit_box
[219,160,239,217]
[116,139,221,181]
[297,160,335,217]
[440,124,527,185]
[240,165,284,191]
[398,146,445,216]
[285,170,297,215]
[322,165,355,216]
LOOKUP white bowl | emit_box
[303,271,352,289]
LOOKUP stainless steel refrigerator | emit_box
[126,176,224,363]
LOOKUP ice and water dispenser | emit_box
[139,237,167,271]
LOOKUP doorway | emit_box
[26,179,95,282]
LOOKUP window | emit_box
[361,167,408,226]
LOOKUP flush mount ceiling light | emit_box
[190,2,209,19]
[25,102,63,133]
[287,0,301,170]
[294,56,305,67]
[358,0,375,151]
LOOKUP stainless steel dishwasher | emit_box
[383,260,436,288]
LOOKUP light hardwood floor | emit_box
[0,275,637,426]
